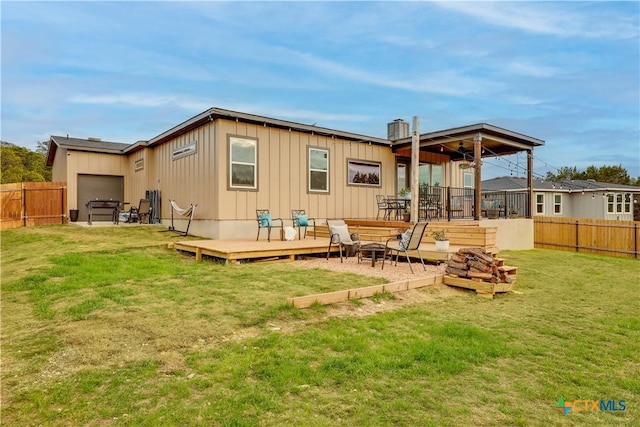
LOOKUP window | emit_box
[172,142,197,160]
[553,193,562,214]
[418,163,443,186]
[308,147,329,193]
[347,159,381,187]
[607,193,632,214]
[229,136,257,190]
[463,172,473,200]
[134,158,144,172]
[535,193,544,214]
[396,163,408,194]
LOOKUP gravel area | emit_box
[293,254,447,283]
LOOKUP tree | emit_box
[545,164,634,185]
[0,141,52,183]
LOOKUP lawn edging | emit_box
[286,274,444,308]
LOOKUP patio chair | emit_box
[256,209,284,242]
[382,221,428,274]
[326,219,360,263]
[127,199,152,224]
[291,209,316,239]
[376,195,393,220]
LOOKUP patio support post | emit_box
[473,133,482,221]
[410,116,420,223]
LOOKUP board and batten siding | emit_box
[149,121,217,220]
[215,119,396,223]
[64,151,128,211]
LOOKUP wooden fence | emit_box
[534,216,640,259]
[1,182,67,230]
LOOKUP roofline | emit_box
[146,107,390,147]
[394,123,545,147]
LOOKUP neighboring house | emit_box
[46,107,544,239]
[482,176,640,221]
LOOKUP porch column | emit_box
[527,149,533,218]
[410,116,419,223]
[473,133,482,220]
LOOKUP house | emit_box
[482,176,640,221]
[46,107,545,240]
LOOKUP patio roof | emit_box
[392,123,545,161]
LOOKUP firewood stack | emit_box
[445,248,513,284]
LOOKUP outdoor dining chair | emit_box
[376,195,393,220]
[291,209,316,239]
[127,198,152,224]
[382,221,428,274]
[256,209,284,242]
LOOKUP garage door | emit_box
[77,174,124,221]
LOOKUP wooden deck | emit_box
[173,236,468,264]
[174,238,337,263]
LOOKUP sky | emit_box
[2,1,639,180]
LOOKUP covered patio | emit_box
[391,123,545,221]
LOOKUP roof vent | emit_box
[88,137,102,142]
[387,119,409,141]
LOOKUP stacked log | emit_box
[445,248,513,284]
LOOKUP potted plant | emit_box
[432,230,449,251]
[403,206,411,222]
[399,188,411,199]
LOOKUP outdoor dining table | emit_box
[385,198,410,220]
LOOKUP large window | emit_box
[229,136,257,190]
[607,193,632,214]
[419,163,443,186]
[308,147,329,193]
[535,193,544,214]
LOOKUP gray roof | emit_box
[482,176,640,193]
[46,136,130,166]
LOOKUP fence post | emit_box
[575,220,579,252]
[635,223,638,259]
[22,184,27,227]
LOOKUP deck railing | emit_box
[414,185,530,221]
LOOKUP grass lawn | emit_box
[1,225,638,426]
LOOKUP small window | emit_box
[229,136,257,190]
[624,193,631,213]
[535,193,545,215]
[553,193,562,214]
[308,147,329,193]
[607,193,615,213]
[172,142,197,160]
[134,158,144,172]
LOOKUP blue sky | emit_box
[2,1,639,180]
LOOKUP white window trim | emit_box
[229,136,258,190]
[308,146,329,193]
[535,192,545,215]
[553,193,562,215]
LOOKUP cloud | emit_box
[435,2,638,39]
[69,94,211,112]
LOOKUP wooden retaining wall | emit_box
[1,182,67,230]
[534,216,640,259]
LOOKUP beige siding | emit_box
[214,119,395,223]
[149,122,217,219]
[65,151,128,210]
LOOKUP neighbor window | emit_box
[308,147,329,193]
[607,193,632,214]
[229,136,257,190]
[535,193,544,214]
[553,193,562,214]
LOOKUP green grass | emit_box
[1,225,638,426]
